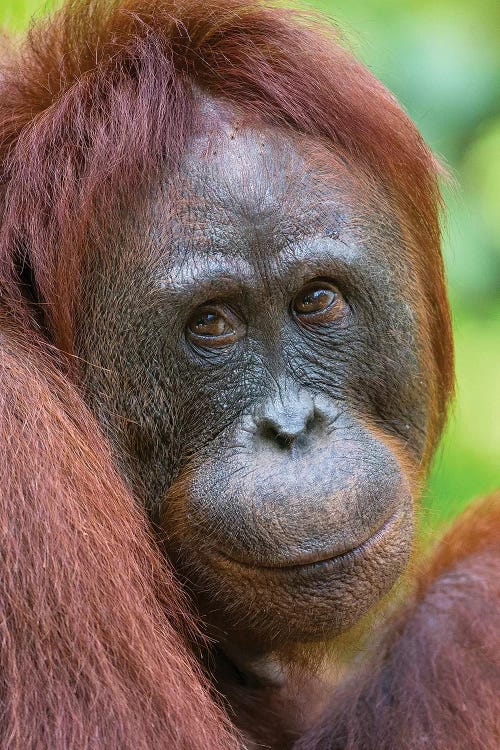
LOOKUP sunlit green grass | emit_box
[2,0,499,527]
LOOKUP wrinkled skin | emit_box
[77,101,427,679]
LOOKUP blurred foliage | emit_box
[1,0,499,525]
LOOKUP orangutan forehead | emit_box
[153,112,396,265]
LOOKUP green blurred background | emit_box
[2,0,499,527]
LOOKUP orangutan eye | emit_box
[292,281,345,324]
[186,305,243,348]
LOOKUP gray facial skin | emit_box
[77,104,429,656]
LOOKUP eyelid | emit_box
[186,302,245,349]
[294,284,336,312]
[291,279,337,306]
[291,279,347,325]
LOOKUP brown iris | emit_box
[292,282,345,324]
[186,305,242,348]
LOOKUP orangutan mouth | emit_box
[218,510,400,573]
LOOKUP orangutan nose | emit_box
[254,388,320,449]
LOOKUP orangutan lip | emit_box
[219,511,398,572]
